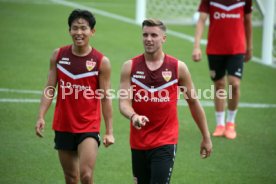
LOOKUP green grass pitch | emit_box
[0,0,276,183]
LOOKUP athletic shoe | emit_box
[224,122,237,139]
[212,125,225,137]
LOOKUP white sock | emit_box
[226,110,238,123]
[215,111,225,126]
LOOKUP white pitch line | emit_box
[177,100,276,108]
[0,88,42,95]
[0,0,53,4]
[1,88,276,108]
[51,0,135,25]
[0,98,57,103]
[0,97,276,109]
[51,0,200,42]
[0,98,41,103]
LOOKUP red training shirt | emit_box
[198,0,252,55]
[52,45,104,133]
[130,54,179,150]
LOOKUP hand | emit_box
[200,137,212,159]
[192,48,202,62]
[103,134,115,148]
[244,49,252,62]
[132,115,149,130]
[35,118,45,138]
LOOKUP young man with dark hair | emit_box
[35,9,114,184]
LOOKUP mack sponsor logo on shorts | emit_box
[235,68,242,77]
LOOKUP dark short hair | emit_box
[68,9,96,29]
[142,19,166,32]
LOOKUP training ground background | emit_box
[0,0,275,183]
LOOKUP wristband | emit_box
[130,113,137,122]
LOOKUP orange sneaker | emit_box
[224,122,237,139]
[212,125,225,137]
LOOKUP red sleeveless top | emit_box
[52,45,104,133]
[198,0,252,54]
[130,54,179,150]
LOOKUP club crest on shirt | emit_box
[162,70,172,82]
[86,59,96,71]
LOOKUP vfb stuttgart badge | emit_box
[162,70,172,82]
[86,59,96,71]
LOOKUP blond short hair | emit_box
[142,19,166,32]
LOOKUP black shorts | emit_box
[207,54,244,81]
[131,144,177,184]
[54,131,101,151]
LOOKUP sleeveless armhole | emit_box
[177,60,184,88]
[92,48,104,71]
[198,0,210,13]
[244,0,253,14]
[176,60,179,81]
[130,54,143,74]
[55,47,62,64]
[98,55,104,70]
[130,59,135,75]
